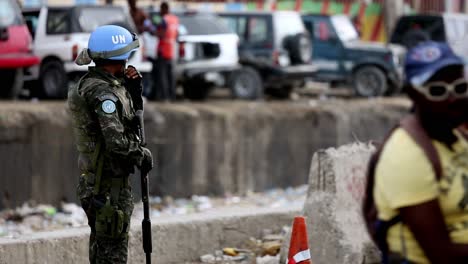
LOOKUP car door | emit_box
[242,15,274,64]
[35,8,74,62]
[303,16,343,78]
[220,14,274,65]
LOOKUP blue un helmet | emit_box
[75,25,139,65]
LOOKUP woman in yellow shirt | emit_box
[374,42,468,264]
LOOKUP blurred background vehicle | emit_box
[302,14,405,97]
[0,0,39,99]
[145,11,245,100]
[218,11,316,99]
[390,13,468,58]
[390,13,468,79]
[22,5,152,99]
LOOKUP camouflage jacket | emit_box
[68,67,144,177]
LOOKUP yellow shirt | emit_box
[374,128,468,264]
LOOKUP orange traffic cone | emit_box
[287,216,312,264]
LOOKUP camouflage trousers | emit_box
[79,175,134,264]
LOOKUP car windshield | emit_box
[179,15,232,35]
[331,15,359,42]
[151,13,232,35]
[0,0,23,27]
[77,7,136,33]
[390,16,445,45]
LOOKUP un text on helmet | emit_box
[112,35,126,44]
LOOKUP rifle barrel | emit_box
[136,109,152,263]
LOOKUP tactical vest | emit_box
[68,74,107,195]
[69,74,136,239]
[69,73,135,195]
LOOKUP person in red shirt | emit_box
[152,1,179,101]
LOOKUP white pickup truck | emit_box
[22,5,152,99]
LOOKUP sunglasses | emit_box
[414,78,468,101]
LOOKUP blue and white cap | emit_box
[405,41,464,86]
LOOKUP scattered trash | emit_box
[199,228,287,264]
[0,185,307,238]
[200,249,253,264]
[256,255,280,264]
[261,241,282,256]
[0,202,87,238]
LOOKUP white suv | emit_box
[23,5,152,98]
[145,12,258,100]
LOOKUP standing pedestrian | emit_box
[371,42,468,263]
[152,1,178,101]
[68,25,153,263]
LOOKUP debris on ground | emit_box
[140,185,307,219]
[0,202,87,238]
[0,185,306,238]
[199,228,287,264]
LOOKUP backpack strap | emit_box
[400,115,443,180]
[363,125,399,241]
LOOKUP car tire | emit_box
[183,78,211,100]
[40,60,68,99]
[284,33,312,65]
[0,69,23,99]
[228,67,263,100]
[352,66,387,97]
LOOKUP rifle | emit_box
[135,110,152,264]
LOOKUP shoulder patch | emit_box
[101,100,117,114]
[98,94,118,102]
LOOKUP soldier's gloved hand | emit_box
[124,65,144,109]
[140,147,154,172]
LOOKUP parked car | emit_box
[0,0,39,98]
[145,11,253,100]
[302,14,405,97]
[218,11,316,99]
[390,13,468,59]
[22,5,152,99]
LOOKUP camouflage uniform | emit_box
[68,67,145,264]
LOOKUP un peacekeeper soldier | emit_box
[67,25,153,264]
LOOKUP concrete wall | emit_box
[281,143,381,264]
[0,99,410,208]
[0,206,299,264]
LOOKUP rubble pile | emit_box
[0,185,306,238]
[199,228,289,264]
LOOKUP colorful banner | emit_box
[246,0,387,43]
[363,3,386,42]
